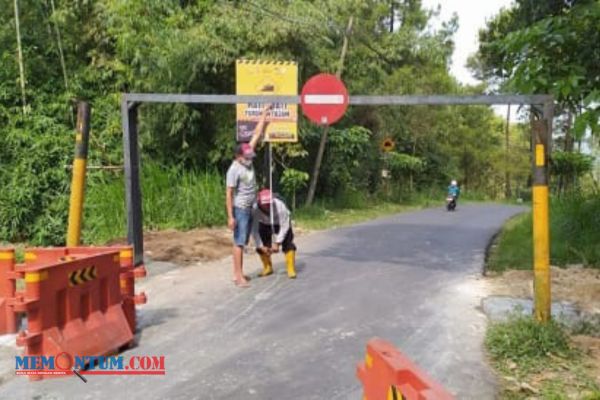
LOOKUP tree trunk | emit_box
[14,0,27,114]
[410,136,417,193]
[564,111,573,152]
[305,16,353,206]
[564,111,573,191]
[505,104,512,198]
[389,0,394,32]
[49,0,69,91]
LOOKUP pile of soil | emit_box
[110,224,311,266]
[143,228,233,265]
[485,266,600,314]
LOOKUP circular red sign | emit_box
[300,73,349,125]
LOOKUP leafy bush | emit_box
[321,126,376,197]
[83,162,226,244]
[387,152,425,181]
[551,151,595,194]
[0,114,72,245]
[280,168,309,211]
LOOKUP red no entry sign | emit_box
[300,73,349,125]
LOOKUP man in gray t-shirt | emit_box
[226,104,271,288]
[226,153,257,210]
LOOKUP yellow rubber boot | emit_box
[258,253,273,277]
[285,251,297,279]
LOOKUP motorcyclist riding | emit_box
[446,180,460,211]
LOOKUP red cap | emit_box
[258,189,272,206]
[236,143,256,159]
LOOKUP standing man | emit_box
[226,104,271,287]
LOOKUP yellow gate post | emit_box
[66,101,91,246]
[531,102,553,322]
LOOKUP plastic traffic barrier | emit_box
[13,248,137,379]
[22,246,147,333]
[0,248,22,334]
[357,338,454,400]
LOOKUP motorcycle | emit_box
[446,195,457,211]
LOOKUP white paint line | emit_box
[303,94,345,104]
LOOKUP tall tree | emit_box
[48,0,69,91]
[471,0,600,137]
[13,0,26,113]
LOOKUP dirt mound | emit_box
[108,224,311,266]
[485,266,600,314]
[143,228,232,265]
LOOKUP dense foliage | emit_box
[472,0,600,194]
[477,0,600,268]
[1,0,532,244]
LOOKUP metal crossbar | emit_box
[121,92,554,272]
[124,93,552,106]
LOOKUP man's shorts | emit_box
[257,223,296,253]
[233,207,253,247]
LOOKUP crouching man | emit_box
[252,189,297,279]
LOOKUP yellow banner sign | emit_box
[236,60,298,143]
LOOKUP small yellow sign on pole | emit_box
[381,138,395,152]
[535,144,545,166]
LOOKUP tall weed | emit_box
[83,162,225,244]
[488,194,600,270]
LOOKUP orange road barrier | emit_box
[12,247,146,380]
[117,247,147,333]
[0,248,23,334]
[21,246,147,333]
[357,338,454,400]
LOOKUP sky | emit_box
[421,1,596,158]
[422,0,516,120]
[422,0,514,85]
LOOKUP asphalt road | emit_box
[0,203,525,400]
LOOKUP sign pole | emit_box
[532,102,553,322]
[306,122,329,206]
[268,142,275,244]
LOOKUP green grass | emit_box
[487,213,533,272]
[294,190,439,230]
[487,194,600,272]
[486,315,600,399]
[487,315,574,373]
[295,201,421,230]
[486,195,600,397]
[82,164,504,243]
[82,162,225,244]
[81,162,446,243]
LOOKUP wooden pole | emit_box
[306,16,353,206]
